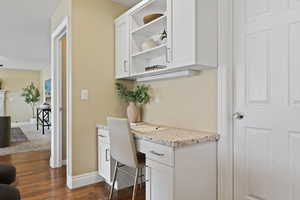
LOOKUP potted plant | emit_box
[21,82,41,123]
[116,83,150,123]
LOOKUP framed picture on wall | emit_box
[44,79,51,103]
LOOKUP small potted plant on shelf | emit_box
[21,82,41,123]
[116,83,150,123]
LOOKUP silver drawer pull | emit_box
[150,151,165,157]
[105,149,109,162]
[99,135,106,138]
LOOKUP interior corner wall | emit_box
[71,0,129,176]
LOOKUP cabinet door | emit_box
[166,0,173,65]
[171,0,196,68]
[146,159,174,200]
[115,15,130,79]
[98,142,111,182]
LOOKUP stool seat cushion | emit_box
[0,184,20,200]
[0,164,16,184]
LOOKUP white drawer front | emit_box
[146,142,174,167]
[136,139,149,154]
[98,128,110,144]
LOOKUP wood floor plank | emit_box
[0,150,145,200]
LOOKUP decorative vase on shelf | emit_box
[127,102,140,123]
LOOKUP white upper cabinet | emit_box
[115,0,218,80]
[171,0,218,69]
[115,15,130,79]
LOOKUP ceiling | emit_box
[0,0,61,71]
[112,0,141,7]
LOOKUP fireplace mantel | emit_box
[0,90,7,116]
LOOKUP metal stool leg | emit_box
[132,168,139,200]
[109,162,119,200]
[139,168,143,190]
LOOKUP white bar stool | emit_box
[107,117,145,200]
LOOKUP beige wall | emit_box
[0,69,41,122]
[140,70,217,133]
[71,0,129,175]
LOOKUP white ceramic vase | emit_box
[127,102,141,123]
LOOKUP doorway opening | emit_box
[50,17,72,188]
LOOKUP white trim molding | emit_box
[11,122,33,127]
[50,16,68,168]
[217,0,233,200]
[50,16,74,190]
[68,171,104,190]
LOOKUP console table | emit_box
[36,108,51,135]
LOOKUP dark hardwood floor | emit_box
[0,150,145,200]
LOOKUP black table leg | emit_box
[42,110,45,135]
[36,109,39,131]
[47,112,50,130]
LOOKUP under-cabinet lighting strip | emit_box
[136,70,199,82]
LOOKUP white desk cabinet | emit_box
[98,141,110,181]
[98,125,217,200]
[146,159,174,200]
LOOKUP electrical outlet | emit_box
[81,89,89,100]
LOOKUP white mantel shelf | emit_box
[0,90,7,116]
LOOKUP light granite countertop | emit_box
[97,123,219,148]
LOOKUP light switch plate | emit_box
[81,89,89,100]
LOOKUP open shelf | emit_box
[132,44,167,59]
[131,15,167,37]
[131,0,167,30]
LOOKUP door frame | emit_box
[50,17,73,188]
[217,0,234,199]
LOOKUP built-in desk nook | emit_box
[97,123,219,200]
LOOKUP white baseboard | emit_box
[11,121,33,127]
[62,160,67,166]
[67,171,104,189]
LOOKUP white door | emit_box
[146,159,174,200]
[234,0,300,200]
[115,15,130,79]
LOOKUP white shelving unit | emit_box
[131,15,167,35]
[132,44,167,58]
[115,0,218,81]
[130,0,169,76]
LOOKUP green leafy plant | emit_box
[116,83,150,105]
[21,82,41,118]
